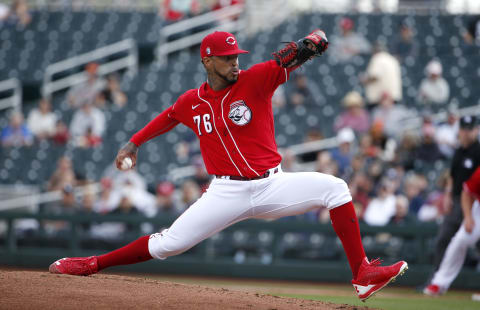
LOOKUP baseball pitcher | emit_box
[49,30,407,301]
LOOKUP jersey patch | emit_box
[228,100,252,126]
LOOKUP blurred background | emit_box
[0,0,479,290]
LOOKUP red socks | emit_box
[97,235,153,271]
[329,201,366,279]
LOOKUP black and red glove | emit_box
[272,29,329,69]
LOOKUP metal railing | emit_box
[156,4,246,66]
[42,39,138,98]
[0,78,22,112]
[0,183,100,212]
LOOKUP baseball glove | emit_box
[272,29,328,69]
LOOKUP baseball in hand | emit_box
[120,157,133,170]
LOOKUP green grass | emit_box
[140,274,479,310]
[279,290,480,310]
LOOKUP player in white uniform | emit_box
[424,166,480,296]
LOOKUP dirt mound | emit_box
[0,270,373,310]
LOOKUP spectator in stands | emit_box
[155,181,179,216]
[109,193,141,234]
[41,185,79,235]
[211,0,244,22]
[334,91,370,135]
[391,22,418,61]
[69,100,106,148]
[191,156,211,192]
[349,171,373,216]
[394,130,419,171]
[417,60,450,105]
[329,17,371,63]
[281,149,302,173]
[47,156,77,191]
[0,3,9,21]
[1,111,33,147]
[272,85,286,111]
[289,74,311,106]
[463,15,480,45]
[177,180,201,211]
[67,62,106,108]
[418,171,449,222]
[27,98,57,140]
[43,185,79,215]
[415,123,445,164]
[435,110,459,158]
[315,151,339,177]
[372,92,413,140]
[78,189,98,232]
[330,127,356,177]
[389,195,416,226]
[368,161,386,187]
[96,74,127,109]
[361,42,402,110]
[403,173,427,215]
[93,178,117,214]
[5,0,31,27]
[363,179,397,226]
[160,0,201,23]
[51,120,70,145]
[110,177,157,218]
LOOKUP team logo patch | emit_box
[206,47,211,55]
[226,36,236,45]
[228,100,251,126]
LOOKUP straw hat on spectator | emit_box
[342,91,364,108]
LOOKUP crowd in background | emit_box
[2,11,480,242]
[1,62,127,149]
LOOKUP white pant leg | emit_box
[432,201,480,290]
[251,171,352,220]
[148,178,252,259]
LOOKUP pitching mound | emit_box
[0,270,373,310]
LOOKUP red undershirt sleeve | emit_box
[130,105,180,147]
[464,166,480,198]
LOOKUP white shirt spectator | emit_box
[329,17,371,63]
[435,114,458,158]
[364,193,396,226]
[365,51,402,104]
[418,78,450,104]
[27,99,57,138]
[69,103,105,138]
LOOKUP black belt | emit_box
[216,168,279,181]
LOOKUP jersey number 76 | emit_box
[193,114,212,136]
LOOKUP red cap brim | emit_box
[212,49,249,56]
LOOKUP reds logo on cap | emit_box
[200,31,249,58]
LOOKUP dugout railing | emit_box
[1,211,479,290]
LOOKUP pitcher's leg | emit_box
[252,171,407,301]
[252,172,352,219]
[148,180,252,259]
[252,172,364,276]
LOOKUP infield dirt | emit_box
[0,270,376,310]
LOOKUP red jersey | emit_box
[131,60,292,177]
[464,166,480,199]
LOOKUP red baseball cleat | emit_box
[49,256,99,276]
[423,284,444,297]
[351,257,408,301]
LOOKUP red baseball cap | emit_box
[200,31,249,58]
